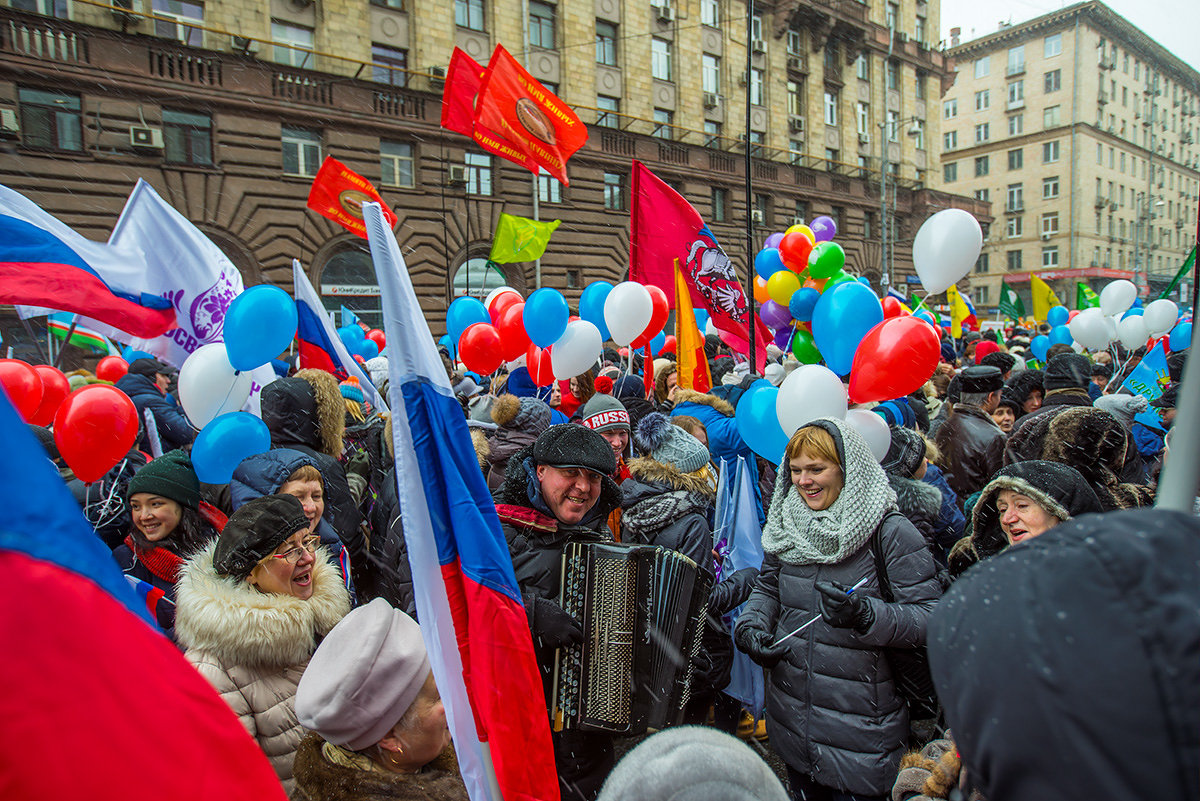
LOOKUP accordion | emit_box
[551,541,712,735]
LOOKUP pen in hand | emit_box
[771,575,870,647]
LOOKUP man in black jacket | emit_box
[935,365,1006,505]
[115,358,195,452]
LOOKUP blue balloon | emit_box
[694,309,710,333]
[650,330,667,356]
[338,323,365,341]
[356,337,380,360]
[1122,307,1144,319]
[1169,322,1192,351]
[447,296,489,343]
[914,310,938,328]
[812,281,885,376]
[191,412,272,484]
[1030,334,1051,362]
[1131,296,1144,309]
[524,287,570,348]
[754,248,786,281]
[438,333,457,359]
[734,380,790,464]
[223,284,299,371]
[788,287,820,322]
[857,276,872,285]
[1047,305,1069,328]
[579,281,613,342]
[123,347,156,362]
[1049,325,1073,346]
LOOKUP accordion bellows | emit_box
[552,542,712,735]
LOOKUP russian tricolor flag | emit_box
[0,185,177,338]
[364,203,558,801]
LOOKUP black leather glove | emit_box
[708,567,759,616]
[816,580,875,633]
[734,626,790,668]
[528,597,584,649]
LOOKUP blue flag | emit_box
[1121,342,1170,400]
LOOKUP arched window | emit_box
[319,244,380,327]
[452,257,507,298]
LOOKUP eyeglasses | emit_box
[271,535,320,564]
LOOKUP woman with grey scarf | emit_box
[734,418,942,801]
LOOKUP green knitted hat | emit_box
[126,449,200,510]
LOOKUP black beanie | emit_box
[213,495,310,579]
[28,424,59,461]
[1043,353,1092,391]
[127,357,168,378]
[881,425,926,478]
[532,424,617,477]
[127,449,200,509]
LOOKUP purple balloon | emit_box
[773,326,794,349]
[810,215,837,243]
[759,299,793,329]
[765,232,785,249]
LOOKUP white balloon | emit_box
[1099,279,1137,317]
[484,286,521,313]
[551,320,603,380]
[1117,314,1148,351]
[705,318,719,338]
[1067,307,1111,351]
[178,342,254,429]
[1144,299,1179,338]
[603,282,653,346]
[846,409,891,463]
[912,209,983,295]
[1103,314,1119,344]
[776,364,848,436]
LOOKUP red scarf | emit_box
[124,535,185,585]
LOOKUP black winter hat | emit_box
[213,494,310,579]
[127,357,168,378]
[532,424,617,477]
[1043,353,1091,391]
[1150,385,1177,409]
[127,449,200,509]
[995,389,1022,416]
[959,365,1004,394]
[979,351,1016,374]
[881,425,925,478]
[28,424,59,461]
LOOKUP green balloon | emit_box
[827,270,854,286]
[808,242,846,279]
[791,327,822,364]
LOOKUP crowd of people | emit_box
[27,317,1200,801]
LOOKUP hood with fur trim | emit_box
[175,540,350,668]
[495,444,621,528]
[889,475,942,523]
[261,370,346,459]
[626,456,716,498]
[672,388,734,417]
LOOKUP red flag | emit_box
[306,157,397,239]
[630,160,768,370]
[442,48,540,173]
[473,45,588,185]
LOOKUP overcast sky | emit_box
[940,0,1200,69]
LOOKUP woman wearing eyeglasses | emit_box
[175,494,351,796]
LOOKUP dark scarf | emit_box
[123,535,184,584]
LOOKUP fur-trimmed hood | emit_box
[889,475,942,522]
[672,388,734,417]
[495,444,621,529]
[626,456,716,498]
[175,540,350,668]
[261,370,346,459]
[293,733,468,801]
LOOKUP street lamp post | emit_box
[879,115,923,292]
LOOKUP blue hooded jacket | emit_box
[230,448,341,549]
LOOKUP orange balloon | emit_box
[754,276,770,304]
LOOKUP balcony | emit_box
[1006,62,1025,77]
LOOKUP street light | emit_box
[879,115,923,291]
[1132,196,1165,296]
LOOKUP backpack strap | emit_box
[870,511,908,604]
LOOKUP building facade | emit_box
[937,1,1200,313]
[0,0,985,342]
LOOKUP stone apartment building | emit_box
[937,0,1199,314]
[0,0,986,339]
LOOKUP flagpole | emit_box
[19,316,49,364]
[53,318,78,369]
[743,0,757,372]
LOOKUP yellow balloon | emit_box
[785,224,816,244]
[767,269,801,306]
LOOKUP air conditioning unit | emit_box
[898,32,910,43]
[858,133,870,145]
[656,3,676,23]
[1040,232,1051,241]
[751,39,766,54]
[1094,196,1107,207]
[750,209,765,224]
[447,164,468,185]
[787,56,805,73]
[1109,201,1118,211]
[0,108,18,137]
[738,71,749,87]
[791,216,806,226]
[129,125,164,150]
[231,35,259,54]
[703,92,720,109]
[788,116,806,134]
[429,66,446,80]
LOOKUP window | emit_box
[786,80,803,116]
[1008,148,1023,170]
[1006,250,1022,271]
[1044,33,1062,57]
[651,38,671,81]
[455,0,484,31]
[1042,140,1060,163]
[11,0,68,16]
[857,102,870,135]
[915,73,926,100]
[603,172,626,210]
[1008,114,1024,135]
[748,131,765,156]
[701,0,719,26]
[652,108,674,139]
[1043,105,1061,127]
[944,99,958,119]
[886,2,898,29]
[975,122,989,142]
[886,60,899,91]
[452,258,506,300]
[271,21,313,68]
[281,126,321,177]
[1042,212,1060,235]
[974,56,990,78]
[699,54,721,94]
[943,162,958,183]
[537,169,560,203]
[380,141,414,187]
[915,16,926,44]
[749,68,764,105]
[824,90,838,125]
[1008,80,1024,104]
[371,0,405,7]
[595,21,617,66]
[975,156,990,177]
[529,1,554,48]
[975,253,990,274]
[18,87,82,151]
[1006,183,1024,210]
[1007,45,1025,75]
[464,153,492,195]
[372,45,408,87]
[163,109,212,165]
[944,130,957,149]
[1044,69,1061,93]
[787,29,802,55]
[887,110,899,141]
[750,14,763,39]
[1042,246,1059,267]
[1043,175,1060,198]
[974,188,990,201]
[856,52,870,80]
[975,90,990,111]
[975,285,991,305]
[597,95,619,128]
[152,0,204,47]
[711,187,728,222]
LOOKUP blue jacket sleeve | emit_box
[671,402,751,463]
[144,395,197,450]
[1132,423,1165,459]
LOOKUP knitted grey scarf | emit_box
[761,417,898,565]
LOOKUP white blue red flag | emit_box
[364,202,558,801]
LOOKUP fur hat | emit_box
[490,393,550,435]
[579,393,630,433]
[127,449,200,510]
[881,425,926,478]
[634,412,710,474]
[213,495,310,579]
[1043,353,1092,391]
[295,598,430,751]
[532,424,617,477]
[980,351,1016,374]
[995,389,1023,416]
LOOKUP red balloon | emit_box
[1067,310,1080,322]
[488,291,523,323]
[366,329,386,350]
[848,317,940,403]
[497,303,531,362]
[526,343,555,387]
[779,232,815,272]
[53,385,139,483]
[881,296,904,319]
[0,359,44,421]
[30,365,70,426]
[95,356,129,383]
[458,322,504,375]
[659,335,677,355]
[631,285,670,350]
